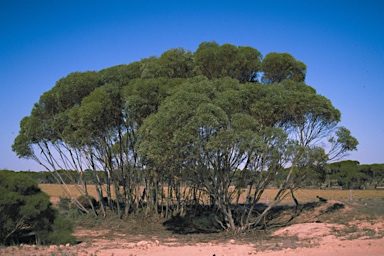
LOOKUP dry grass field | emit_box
[39,183,384,204]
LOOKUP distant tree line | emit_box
[13,169,106,185]
[12,42,359,233]
[326,161,384,189]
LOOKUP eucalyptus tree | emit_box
[137,77,283,230]
[328,160,364,189]
[12,42,358,226]
[64,83,126,215]
[121,77,186,214]
[61,77,181,216]
[138,77,258,227]
[250,81,356,225]
[12,69,140,215]
[218,80,352,230]
[12,71,104,214]
[138,74,358,232]
[359,164,384,189]
[12,48,193,216]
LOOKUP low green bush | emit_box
[0,170,76,245]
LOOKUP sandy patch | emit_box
[271,222,345,239]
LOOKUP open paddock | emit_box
[39,184,384,204]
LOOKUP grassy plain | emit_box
[39,183,384,204]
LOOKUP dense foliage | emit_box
[0,170,75,245]
[12,42,359,232]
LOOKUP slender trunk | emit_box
[90,155,106,216]
[165,185,170,219]
[154,179,159,216]
[160,183,164,217]
[105,168,112,208]
[114,181,122,218]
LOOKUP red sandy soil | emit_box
[1,221,383,256]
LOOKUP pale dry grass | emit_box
[39,183,109,198]
[39,184,384,204]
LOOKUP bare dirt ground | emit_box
[1,199,384,256]
[2,226,383,256]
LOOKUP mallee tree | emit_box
[13,42,358,232]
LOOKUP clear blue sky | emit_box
[1,0,383,171]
